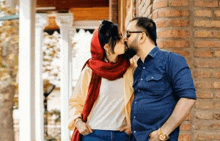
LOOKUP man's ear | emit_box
[139,32,146,44]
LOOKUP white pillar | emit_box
[35,13,47,141]
[19,0,36,140]
[57,13,73,141]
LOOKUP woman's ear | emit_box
[103,44,110,51]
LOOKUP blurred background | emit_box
[0,0,220,140]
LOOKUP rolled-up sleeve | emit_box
[68,66,91,130]
[167,53,196,100]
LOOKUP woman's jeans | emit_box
[81,129,132,141]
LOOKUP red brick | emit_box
[153,0,167,9]
[169,0,189,6]
[194,20,220,28]
[214,81,220,88]
[194,30,212,38]
[195,122,220,130]
[213,31,220,38]
[195,100,214,109]
[213,70,220,78]
[156,20,168,27]
[178,133,191,141]
[215,10,220,17]
[196,91,213,98]
[186,59,192,68]
[212,21,220,28]
[158,30,189,38]
[169,19,189,27]
[215,91,220,98]
[158,9,189,17]
[213,112,220,120]
[171,50,190,58]
[194,10,212,17]
[194,50,213,58]
[180,122,191,131]
[195,41,220,48]
[214,101,220,108]
[195,60,220,68]
[217,132,220,139]
[195,110,213,120]
[195,0,219,7]
[196,132,218,140]
[157,40,189,48]
[194,20,210,27]
[152,10,158,19]
[195,81,214,89]
[215,50,220,57]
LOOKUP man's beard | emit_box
[123,42,137,59]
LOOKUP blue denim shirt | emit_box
[131,47,196,141]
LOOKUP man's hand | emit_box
[149,130,160,141]
[120,124,132,135]
[75,118,93,136]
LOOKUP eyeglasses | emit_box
[126,30,147,38]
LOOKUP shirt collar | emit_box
[148,46,159,58]
[137,46,159,65]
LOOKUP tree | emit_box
[5,0,18,10]
[0,4,18,141]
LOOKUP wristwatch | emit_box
[158,128,169,141]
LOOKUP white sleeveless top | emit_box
[87,77,126,130]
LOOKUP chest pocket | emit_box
[145,74,164,95]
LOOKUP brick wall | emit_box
[125,0,220,140]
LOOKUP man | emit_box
[124,17,196,141]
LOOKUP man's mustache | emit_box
[123,41,137,59]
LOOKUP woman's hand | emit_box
[75,118,93,136]
[120,124,132,135]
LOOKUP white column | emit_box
[57,13,73,141]
[19,0,36,140]
[35,13,47,141]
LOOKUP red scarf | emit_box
[71,30,130,141]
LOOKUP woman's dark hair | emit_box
[98,20,121,53]
[130,17,157,46]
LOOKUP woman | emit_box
[69,20,135,141]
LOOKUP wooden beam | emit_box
[70,7,109,21]
[37,0,109,9]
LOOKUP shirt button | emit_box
[151,77,153,79]
[138,89,140,92]
[134,116,136,119]
[141,78,143,81]
[135,102,137,104]
[143,67,145,69]
[134,131,136,133]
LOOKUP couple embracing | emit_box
[68,17,196,141]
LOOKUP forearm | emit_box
[161,98,196,136]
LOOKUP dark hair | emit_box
[98,20,121,54]
[130,17,157,46]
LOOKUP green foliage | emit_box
[45,136,57,141]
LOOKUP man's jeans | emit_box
[81,129,132,141]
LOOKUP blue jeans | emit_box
[81,129,132,141]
